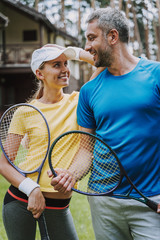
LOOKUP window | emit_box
[23,30,37,41]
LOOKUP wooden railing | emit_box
[0,43,40,65]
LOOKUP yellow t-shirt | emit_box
[9,92,79,192]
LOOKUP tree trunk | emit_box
[35,0,39,10]
[91,0,95,10]
[110,0,115,8]
[61,0,66,31]
[119,0,123,10]
[130,1,143,56]
[78,0,81,36]
[125,0,131,19]
[155,0,160,60]
[143,3,150,59]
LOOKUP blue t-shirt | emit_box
[77,58,160,197]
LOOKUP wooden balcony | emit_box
[0,43,40,65]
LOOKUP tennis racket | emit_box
[48,130,158,213]
[0,103,50,240]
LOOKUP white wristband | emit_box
[67,47,82,61]
[18,178,40,197]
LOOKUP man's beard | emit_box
[95,47,114,68]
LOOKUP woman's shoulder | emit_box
[27,99,37,105]
[64,91,79,101]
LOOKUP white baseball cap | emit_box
[31,46,76,74]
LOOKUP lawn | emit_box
[0,175,95,240]
[0,176,9,240]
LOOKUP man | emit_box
[50,7,160,240]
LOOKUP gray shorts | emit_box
[88,195,160,240]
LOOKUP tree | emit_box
[154,0,160,60]
[60,0,66,31]
[17,0,160,60]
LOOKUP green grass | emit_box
[0,175,95,240]
[0,176,9,240]
[70,193,95,240]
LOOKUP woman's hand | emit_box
[27,188,46,219]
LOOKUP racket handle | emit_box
[38,213,50,240]
[146,199,158,212]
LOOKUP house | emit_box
[0,0,91,115]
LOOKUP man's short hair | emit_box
[86,7,130,43]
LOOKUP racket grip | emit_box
[38,213,50,240]
[146,199,158,212]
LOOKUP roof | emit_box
[1,0,78,45]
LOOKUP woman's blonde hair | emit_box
[28,62,45,102]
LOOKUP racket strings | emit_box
[50,132,121,194]
[0,105,49,173]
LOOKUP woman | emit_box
[0,44,93,240]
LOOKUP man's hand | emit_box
[27,188,46,219]
[157,203,160,213]
[48,168,75,194]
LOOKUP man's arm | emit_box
[49,126,95,194]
